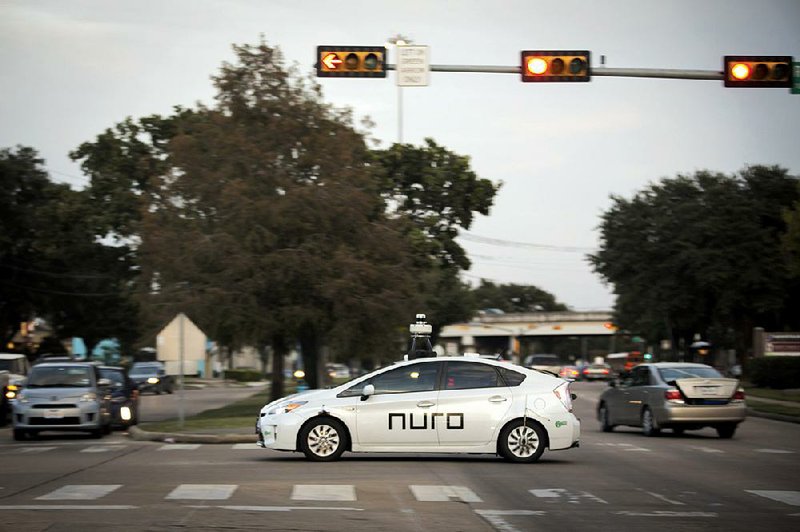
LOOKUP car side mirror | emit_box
[97,378,112,387]
[360,384,375,401]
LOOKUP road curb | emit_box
[128,425,255,444]
[746,407,800,424]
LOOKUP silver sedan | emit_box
[597,362,746,438]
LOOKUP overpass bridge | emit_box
[439,311,627,365]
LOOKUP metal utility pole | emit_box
[386,34,413,143]
[178,312,185,429]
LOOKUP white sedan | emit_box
[256,354,580,462]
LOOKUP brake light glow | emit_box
[664,389,684,403]
[732,389,745,402]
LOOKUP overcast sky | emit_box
[2,0,799,311]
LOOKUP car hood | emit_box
[260,388,338,413]
[21,387,94,400]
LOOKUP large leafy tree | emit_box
[471,280,568,313]
[372,140,500,337]
[0,146,138,354]
[591,166,799,356]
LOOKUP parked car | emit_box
[97,366,139,429]
[12,362,113,440]
[1,353,31,426]
[582,363,613,381]
[257,354,580,462]
[129,362,173,394]
[597,363,746,438]
[523,354,562,376]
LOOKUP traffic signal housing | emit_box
[316,46,386,78]
[521,50,591,82]
[724,56,792,88]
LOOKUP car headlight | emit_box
[5,384,18,399]
[147,377,160,384]
[268,401,308,415]
[80,392,97,402]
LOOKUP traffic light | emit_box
[521,50,591,82]
[724,56,792,88]
[316,46,386,78]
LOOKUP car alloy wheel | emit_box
[499,420,546,463]
[300,418,347,461]
[641,407,660,437]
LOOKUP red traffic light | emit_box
[724,55,792,88]
[522,51,591,82]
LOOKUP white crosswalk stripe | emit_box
[36,485,122,500]
[410,485,482,502]
[231,443,260,450]
[17,446,57,454]
[158,444,201,451]
[291,485,356,501]
[746,490,800,506]
[530,488,608,504]
[81,446,126,453]
[166,484,237,500]
[753,449,794,454]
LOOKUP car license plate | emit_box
[44,409,64,419]
[697,386,718,395]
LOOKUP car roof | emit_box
[32,361,95,368]
[0,353,27,360]
[649,362,712,368]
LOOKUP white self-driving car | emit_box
[256,354,580,462]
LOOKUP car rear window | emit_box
[658,366,722,382]
[498,367,526,386]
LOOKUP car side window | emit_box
[444,361,503,390]
[498,367,526,387]
[631,366,651,386]
[365,362,440,395]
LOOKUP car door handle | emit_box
[489,395,508,403]
[417,401,435,408]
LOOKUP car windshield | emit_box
[27,366,92,388]
[658,366,723,382]
[99,369,125,386]
[130,365,160,376]
[528,355,559,365]
[0,359,19,372]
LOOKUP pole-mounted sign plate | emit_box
[396,45,429,87]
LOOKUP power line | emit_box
[459,232,596,253]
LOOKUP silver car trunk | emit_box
[675,378,738,399]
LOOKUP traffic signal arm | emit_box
[316,46,386,78]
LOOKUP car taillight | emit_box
[582,369,589,374]
[601,369,609,374]
[664,389,683,403]
[732,389,745,402]
[554,382,573,412]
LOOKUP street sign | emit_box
[793,62,800,94]
[396,45,429,87]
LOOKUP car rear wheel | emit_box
[716,424,736,439]
[672,427,685,436]
[599,403,614,432]
[13,428,27,441]
[299,418,347,461]
[499,420,546,463]
[641,407,660,437]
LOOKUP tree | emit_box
[471,280,568,313]
[372,139,501,337]
[591,166,799,357]
[0,146,139,354]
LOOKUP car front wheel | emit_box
[499,420,547,463]
[299,418,347,461]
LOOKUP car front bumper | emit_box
[13,402,104,430]
[257,413,304,451]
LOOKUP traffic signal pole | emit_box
[386,64,725,81]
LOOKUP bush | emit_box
[746,356,800,389]
[223,368,263,382]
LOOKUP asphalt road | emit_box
[0,382,798,531]
[137,382,269,422]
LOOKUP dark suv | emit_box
[98,366,140,429]
[129,362,174,394]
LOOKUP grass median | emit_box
[139,387,273,433]
[745,387,800,419]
